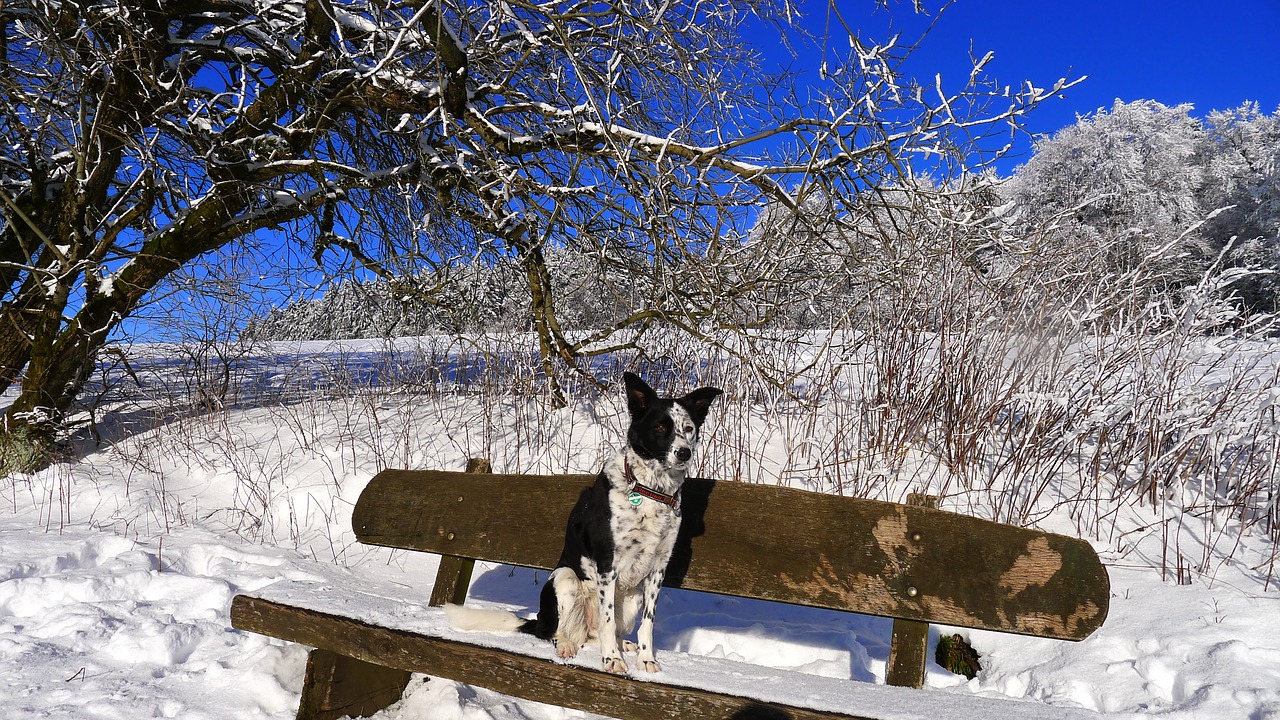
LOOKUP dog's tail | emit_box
[442,603,537,634]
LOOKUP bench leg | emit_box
[428,555,475,607]
[296,648,412,720]
[884,618,929,688]
[885,493,937,689]
[426,457,488,608]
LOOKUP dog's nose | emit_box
[676,447,691,463]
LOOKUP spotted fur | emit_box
[444,372,721,675]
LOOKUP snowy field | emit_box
[3,337,1280,719]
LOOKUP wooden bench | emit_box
[230,461,1110,720]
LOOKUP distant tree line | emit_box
[246,250,651,339]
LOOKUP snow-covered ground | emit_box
[3,339,1280,719]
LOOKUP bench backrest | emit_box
[353,469,1109,640]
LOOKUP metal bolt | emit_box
[447,532,456,541]
[906,586,919,598]
[457,496,464,502]
[910,531,922,542]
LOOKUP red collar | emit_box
[624,460,679,508]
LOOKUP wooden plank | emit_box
[296,459,492,719]
[885,620,929,689]
[232,595,881,720]
[296,649,411,720]
[352,470,1109,640]
[884,495,937,689]
[427,458,488,607]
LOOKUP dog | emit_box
[444,372,721,674]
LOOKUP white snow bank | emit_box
[0,520,309,719]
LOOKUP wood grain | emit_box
[352,470,1109,639]
[296,648,411,720]
[884,495,938,688]
[232,595,884,720]
[426,459,488,607]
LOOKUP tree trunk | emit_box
[1,191,238,447]
[0,0,336,463]
[522,245,570,407]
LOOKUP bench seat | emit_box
[232,576,1104,720]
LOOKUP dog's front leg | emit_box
[635,569,665,672]
[597,569,627,674]
[616,589,641,653]
[549,567,589,659]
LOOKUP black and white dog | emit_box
[445,372,721,674]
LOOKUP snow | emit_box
[3,339,1280,719]
[0,522,307,719]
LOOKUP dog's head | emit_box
[622,372,722,471]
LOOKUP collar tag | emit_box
[628,491,643,506]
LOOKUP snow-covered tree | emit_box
[1001,100,1214,288]
[1,0,1074,445]
[1202,103,1280,310]
[997,100,1280,314]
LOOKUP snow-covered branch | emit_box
[0,0,1079,424]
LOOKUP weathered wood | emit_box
[295,458,492,719]
[427,459,488,607]
[428,555,476,607]
[352,470,1109,639]
[884,620,929,689]
[232,594,888,720]
[296,649,411,720]
[884,495,938,689]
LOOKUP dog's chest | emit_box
[609,490,680,589]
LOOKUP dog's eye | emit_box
[684,425,694,434]
[654,422,668,434]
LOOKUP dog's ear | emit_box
[680,386,723,425]
[623,372,657,417]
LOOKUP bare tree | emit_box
[0,0,1075,450]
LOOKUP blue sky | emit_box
[747,0,1280,173]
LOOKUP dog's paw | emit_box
[553,636,579,659]
[602,655,628,675]
[619,639,639,653]
[637,658,661,673]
